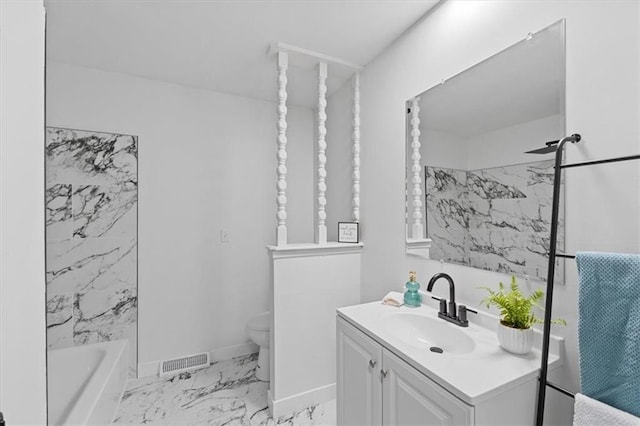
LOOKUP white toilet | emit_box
[247,311,270,382]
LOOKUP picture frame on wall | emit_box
[338,222,359,243]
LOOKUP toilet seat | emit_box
[246,311,270,382]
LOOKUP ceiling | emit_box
[45,0,441,108]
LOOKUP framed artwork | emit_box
[338,222,359,243]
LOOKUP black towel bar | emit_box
[542,379,576,399]
[555,253,576,259]
[560,154,640,169]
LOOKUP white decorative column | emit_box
[276,52,289,246]
[410,97,424,239]
[352,73,361,223]
[316,62,328,244]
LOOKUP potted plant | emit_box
[480,276,565,355]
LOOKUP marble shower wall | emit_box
[45,127,138,377]
[426,160,562,282]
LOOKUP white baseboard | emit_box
[210,342,259,363]
[268,389,274,416]
[137,359,159,378]
[137,341,259,379]
[270,383,335,419]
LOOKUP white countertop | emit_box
[337,299,564,405]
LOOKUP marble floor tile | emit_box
[114,353,336,425]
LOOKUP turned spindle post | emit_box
[316,62,328,244]
[276,52,289,246]
[352,73,361,223]
[410,97,424,239]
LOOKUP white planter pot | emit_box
[497,322,533,355]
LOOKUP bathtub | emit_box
[48,340,129,426]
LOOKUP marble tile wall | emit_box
[45,127,138,377]
[426,167,470,265]
[426,160,563,282]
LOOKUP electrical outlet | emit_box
[220,229,230,243]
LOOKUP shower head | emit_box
[525,134,582,154]
[526,140,559,154]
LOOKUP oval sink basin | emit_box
[383,313,476,354]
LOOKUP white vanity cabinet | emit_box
[336,315,382,425]
[382,348,474,425]
[337,317,473,425]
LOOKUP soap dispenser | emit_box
[403,271,422,307]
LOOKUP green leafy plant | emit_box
[480,276,566,329]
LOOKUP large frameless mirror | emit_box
[406,20,565,282]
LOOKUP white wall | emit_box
[0,0,47,423]
[325,80,357,242]
[422,128,467,170]
[46,62,316,368]
[465,114,564,170]
[328,1,640,424]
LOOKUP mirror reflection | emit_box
[407,20,565,281]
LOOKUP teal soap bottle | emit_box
[403,271,422,307]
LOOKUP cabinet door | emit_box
[382,349,474,425]
[337,317,383,426]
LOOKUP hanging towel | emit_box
[573,393,640,426]
[575,251,640,417]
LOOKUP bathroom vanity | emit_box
[336,300,563,425]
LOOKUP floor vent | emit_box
[160,352,210,377]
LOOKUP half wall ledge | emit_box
[266,242,364,259]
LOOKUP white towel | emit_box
[573,393,640,426]
[382,291,404,307]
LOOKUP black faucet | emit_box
[426,272,470,327]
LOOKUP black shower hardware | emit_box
[530,133,640,425]
[525,133,581,154]
[525,140,559,154]
[426,273,471,327]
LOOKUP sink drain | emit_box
[429,346,444,353]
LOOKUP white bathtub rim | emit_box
[51,340,128,426]
[67,340,127,426]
